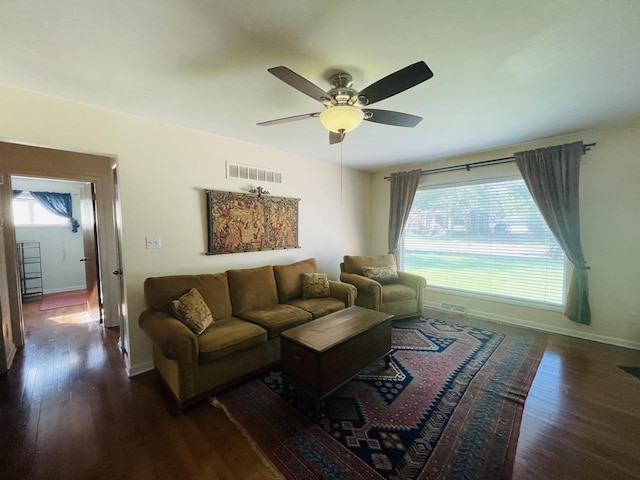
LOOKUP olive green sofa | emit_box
[139,258,356,407]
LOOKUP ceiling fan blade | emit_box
[356,61,434,106]
[257,112,320,126]
[363,109,422,127]
[268,66,330,103]
[329,131,344,145]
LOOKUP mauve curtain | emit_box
[388,169,422,256]
[30,191,80,233]
[514,141,590,324]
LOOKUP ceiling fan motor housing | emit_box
[327,72,363,106]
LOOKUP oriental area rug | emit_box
[214,311,546,480]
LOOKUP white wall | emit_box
[0,84,370,372]
[12,178,86,294]
[370,123,640,349]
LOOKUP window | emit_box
[12,194,69,226]
[401,177,565,306]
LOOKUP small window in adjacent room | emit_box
[401,177,566,306]
[12,192,69,226]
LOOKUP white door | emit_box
[80,183,101,322]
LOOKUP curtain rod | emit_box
[385,142,596,179]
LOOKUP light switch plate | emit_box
[146,236,161,249]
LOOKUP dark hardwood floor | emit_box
[2,300,639,479]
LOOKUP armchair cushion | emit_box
[301,272,330,299]
[171,288,214,335]
[381,283,418,303]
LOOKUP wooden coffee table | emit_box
[280,306,393,413]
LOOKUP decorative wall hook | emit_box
[249,186,270,197]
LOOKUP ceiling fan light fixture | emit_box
[319,105,364,133]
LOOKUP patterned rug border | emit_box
[213,310,547,479]
[211,397,286,480]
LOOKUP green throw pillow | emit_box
[301,272,331,299]
[171,288,214,335]
[362,265,399,284]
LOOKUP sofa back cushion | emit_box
[143,273,233,319]
[273,257,318,302]
[227,265,279,314]
[343,254,397,275]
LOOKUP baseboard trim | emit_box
[424,301,640,351]
[5,343,17,370]
[43,286,87,295]
[127,360,154,378]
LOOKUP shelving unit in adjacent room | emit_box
[17,241,43,300]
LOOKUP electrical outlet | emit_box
[146,236,161,249]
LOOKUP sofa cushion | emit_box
[286,297,345,319]
[171,288,214,335]
[144,273,233,319]
[301,272,330,299]
[362,265,400,284]
[237,304,311,338]
[273,258,318,302]
[343,254,397,275]
[198,317,267,364]
[227,265,279,315]
[381,283,418,303]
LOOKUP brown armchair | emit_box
[340,254,426,320]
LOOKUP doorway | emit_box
[0,141,125,372]
[12,177,101,322]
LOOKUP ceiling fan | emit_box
[257,61,434,144]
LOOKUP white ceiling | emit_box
[2,1,640,171]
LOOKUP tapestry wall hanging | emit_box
[206,190,300,255]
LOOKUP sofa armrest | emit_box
[329,280,357,307]
[139,309,198,363]
[398,271,426,314]
[340,272,382,310]
[340,272,380,291]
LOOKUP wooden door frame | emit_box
[0,141,125,358]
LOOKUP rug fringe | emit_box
[211,397,285,480]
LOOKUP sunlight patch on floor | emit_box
[47,311,94,324]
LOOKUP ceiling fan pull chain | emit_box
[340,130,344,206]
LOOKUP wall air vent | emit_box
[440,302,467,314]
[226,162,282,184]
